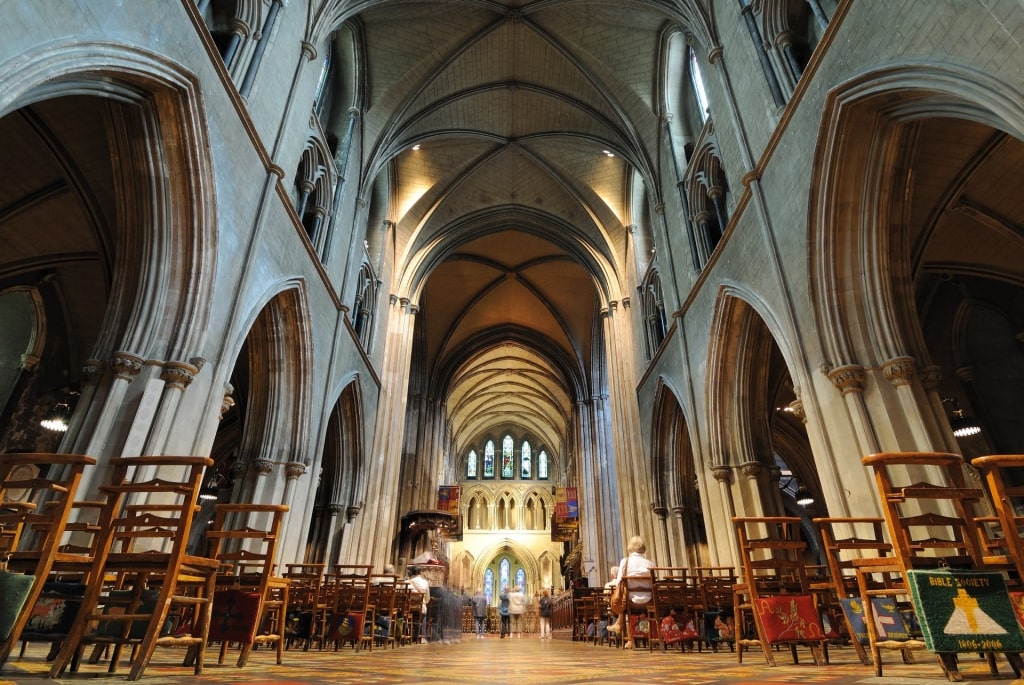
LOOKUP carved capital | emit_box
[827,364,865,396]
[253,458,274,476]
[787,398,806,423]
[956,366,975,384]
[327,503,345,517]
[230,460,249,480]
[161,361,199,390]
[671,505,686,518]
[110,352,145,382]
[882,356,916,387]
[711,465,732,484]
[920,365,943,391]
[346,505,361,523]
[738,461,762,479]
[20,353,40,371]
[219,383,236,420]
[768,465,782,483]
[285,461,307,480]
[82,360,104,385]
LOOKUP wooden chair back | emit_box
[206,503,289,667]
[282,562,325,649]
[732,516,826,667]
[0,453,95,666]
[970,454,1024,583]
[47,456,220,681]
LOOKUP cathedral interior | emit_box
[1,0,1023,617]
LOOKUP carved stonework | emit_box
[82,360,104,385]
[346,505,361,523]
[20,354,40,371]
[110,352,144,382]
[739,461,762,480]
[161,361,198,390]
[788,398,806,423]
[671,505,686,518]
[711,465,732,484]
[920,365,943,390]
[220,383,236,420]
[882,356,916,387]
[230,460,248,480]
[827,364,865,396]
[956,366,975,384]
[768,465,782,484]
[285,461,307,480]
[254,458,274,476]
[327,503,344,517]
[651,505,668,519]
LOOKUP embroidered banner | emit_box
[839,596,912,645]
[906,569,1024,653]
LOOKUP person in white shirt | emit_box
[407,566,430,643]
[607,536,655,648]
[507,585,527,638]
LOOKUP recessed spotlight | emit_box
[603,150,615,158]
[412,144,421,151]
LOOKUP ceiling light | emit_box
[942,397,982,438]
[412,144,421,151]
[794,485,814,507]
[40,391,79,432]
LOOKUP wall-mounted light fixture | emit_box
[779,473,814,507]
[942,397,981,438]
[40,389,80,432]
[199,472,230,501]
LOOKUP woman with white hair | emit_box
[607,535,655,648]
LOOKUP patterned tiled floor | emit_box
[2,635,1022,685]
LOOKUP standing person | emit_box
[538,589,553,639]
[472,587,488,639]
[407,566,430,644]
[508,585,526,638]
[498,585,511,638]
[606,536,655,649]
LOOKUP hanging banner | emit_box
[554,487,578,521]
[437,485,461,515]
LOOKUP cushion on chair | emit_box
[0,570,35,640]
[285,610,313,639]
[907,569,1024,653]
[839,597,911,645]
[755,595,825,644]
[209,589,262,644]
[23,582,86,636]
[326,612,364,641]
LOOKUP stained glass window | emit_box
[467,449,477,478]
[483,441,495,478]
[500,558,510,593]
[515,568,526,592]
[484,568,494,603]
[538,450,549,479]
[501,435,514,478]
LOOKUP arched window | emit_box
[483,441,495,479]
[538,451,549,480]
[520,441,532,479]
[501,435,514,478]
[689,46,710,123]
[500,558,510,592]
[640,270,668,359]
[515,568,526,593]
[466,449,478,478]
[484,568,494,603]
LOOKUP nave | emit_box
[0,638,1010,685]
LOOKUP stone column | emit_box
[711,465,738,570]
[83,352,144,459]
[825,363,880,455]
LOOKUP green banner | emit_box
[907,569,1024,653]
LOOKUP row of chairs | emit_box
[0,454,292,680]
[280,562,423,653]
[729,452,1024,682]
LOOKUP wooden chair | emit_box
[367,574,399,649]
[732,516,827,667]
[856,451,1024,681]
[0,453,95,666]
[282,563,325,650]
[323,565,373,651]
[206,503,290,667]
[813,516,891,665]
[48,456,220,681]
[695,566,737,652]
[648,567,701,652]
[970,455,1024,583]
